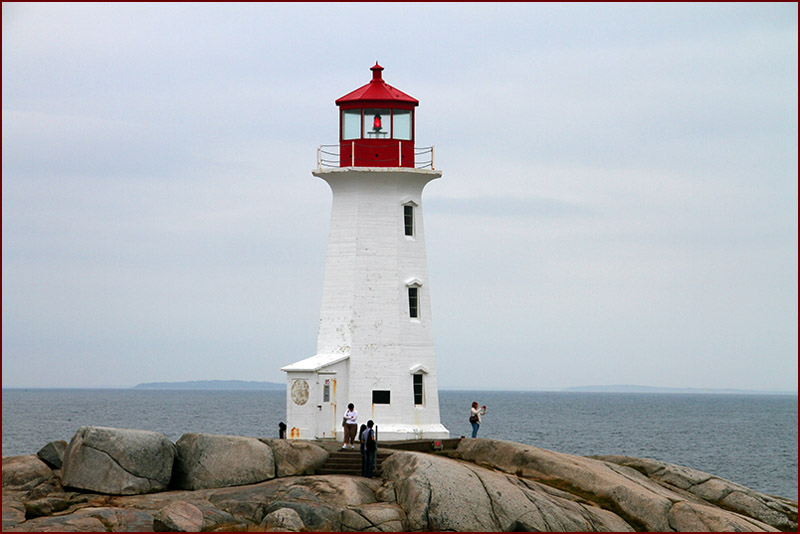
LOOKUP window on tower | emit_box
[372,390,391,404]
[408,286,419,318]
[404,204,414,236]
[413,373,424,405]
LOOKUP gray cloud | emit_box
[2,3,796,390]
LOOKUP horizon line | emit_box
[2,384,797,395]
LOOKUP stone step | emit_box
[317,450,392,476]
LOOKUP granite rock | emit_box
[259,438,329,477]
[2,455,56,490]
[61,427,175,495]
[36,441,67,470]
[153,501,204,532]
[172,433,275,490]
[454,439,782,532]
[4,434,796,532]
[262,507,305,531]
[593,454,798,532]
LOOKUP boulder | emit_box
[61,426,175,495]
[453,439,779,532]
[380,450,634,532]
[593,455,798,532]
[36,441,67,470]
[172,433,275,490]
[153,501,204,532]
[259,438,329,477]
[261,507,305,531]
[2,455,55,490]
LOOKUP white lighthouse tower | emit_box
[282,64,449,441]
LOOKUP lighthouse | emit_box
[282,64,449,441]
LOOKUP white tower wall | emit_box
[311,167,448,440]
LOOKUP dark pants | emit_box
[364,449,376,478]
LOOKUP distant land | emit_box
[561,385,797,395]
[133,380,285,390]
[129,381,796,394]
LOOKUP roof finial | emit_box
[371,62,384,82]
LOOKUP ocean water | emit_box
[2,389,796,500]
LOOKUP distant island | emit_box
[133,380,285,390]
[562,385,797,395]
[128,381,795,395]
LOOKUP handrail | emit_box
[316,143,435,170]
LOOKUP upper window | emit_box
[342,109,361,140]
[404,205,414,236]
[364,108,391,138]
[408,286,419,318]
[393,110,412,140]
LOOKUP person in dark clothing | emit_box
[278,422,287,439]
[361,420,377,478]
[358,423,368,476]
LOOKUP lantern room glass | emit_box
[342,109,361,140]
[364,108,391,138]
[393,109,412,140]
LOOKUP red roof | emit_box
[335,63,418,107]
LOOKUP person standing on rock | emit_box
[342,403,358,449]
[469,401,487,438]
[361,420,377,477]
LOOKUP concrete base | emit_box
[322,425,450,442]
[369,424,450,441]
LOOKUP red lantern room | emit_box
[335,63,418,168]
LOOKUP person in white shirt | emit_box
[343,403,358,449]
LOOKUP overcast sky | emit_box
[2,3,797,391]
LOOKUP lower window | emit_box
[372,390,391,404]
[413,374,423,405]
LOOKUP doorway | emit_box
[315,373,337,439]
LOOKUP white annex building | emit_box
[282,64,449,441]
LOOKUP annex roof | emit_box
[281,353,350,372]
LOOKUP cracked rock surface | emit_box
[593,455,799,532]
[451,439,795,532]
[3,435,796,532]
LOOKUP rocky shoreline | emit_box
[2,426,796,532]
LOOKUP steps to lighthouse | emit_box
[316,449,394,477]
